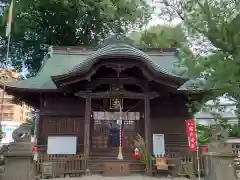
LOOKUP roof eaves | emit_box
[177,78,208,91]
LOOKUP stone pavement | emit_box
[42,175,190,180]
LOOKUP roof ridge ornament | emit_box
[100,34,135,48]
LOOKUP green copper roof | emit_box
[56,43,181,79]
[4,35,202,91]
[178,78,206,91]
[5,47,181,90]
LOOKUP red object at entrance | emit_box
[32,146,37,153]
[132,153,141,159]
[203,145,208,152]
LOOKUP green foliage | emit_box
[0,123,3,141]
[157,0,240,122]
[196,120,240,146]
[131,24,186,48]
[185,95,203,115]
[133,134,151,165]
[140,25,186,48]
[0,0,152,74]
[196,124,211,146]
[229,124,240,137]
[21,118,34,136]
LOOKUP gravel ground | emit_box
[42,174,192,180]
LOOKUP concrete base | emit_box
[3,142,36,180]
[204,153,237,180]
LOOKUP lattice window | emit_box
[92,111,140,151]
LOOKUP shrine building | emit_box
[1,35,204,175]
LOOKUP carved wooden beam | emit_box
[75,90,159,99]
[86,77,149,92]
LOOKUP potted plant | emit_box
[133,134,151,173]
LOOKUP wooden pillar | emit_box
[84,95,91,170]
[37,93,44,146]
[144,95,152,175]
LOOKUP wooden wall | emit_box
[37,93,190,156]
[150,95,189,157]
[37,95,85,152]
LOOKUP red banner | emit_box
[186,119,196,135]
[186,120,197,152]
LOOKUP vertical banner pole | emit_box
[117,103,123,160]
[186,119,201,180]
[196,146,201,180]
[194,121,201,180]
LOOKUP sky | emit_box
[147,0,182,28]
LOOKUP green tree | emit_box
[21,118,34,136]
[196,124,210,146]
[131,24,186,48]
[156,0,240,132]
[0,0,152,75]
[156,0,240,94]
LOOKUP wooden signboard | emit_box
[110,98,123,109]
[42,162,56,178]
[153,134,165,156]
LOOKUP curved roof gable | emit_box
[52,35,183,82]
[63,44,180,77]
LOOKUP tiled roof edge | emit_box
[52,46,178,56]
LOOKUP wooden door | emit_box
[91,111,141,153]
[91,119,110,152]
[122,112,141,153]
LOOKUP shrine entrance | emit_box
[91,111,141,153]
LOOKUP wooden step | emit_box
[88,150,145,173]
[88,162,145,173]
[89,159,142,163]
[90,152,133,156]
[90,155,133,159]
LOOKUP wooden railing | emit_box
[232,143,240,155]
[36,144,240,177]
[37,144,84,153]
[180,153,206,176]
[36,153,85,176]
[152,152,207,176]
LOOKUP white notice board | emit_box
[47,136,77,154]
[153,134,165,156]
